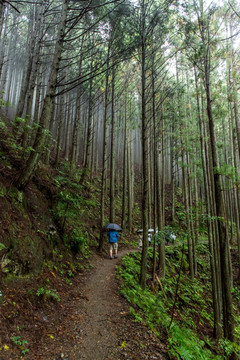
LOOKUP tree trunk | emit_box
[15,0,70,190]
[158,111,165,278]
[0,0,5,38]
[54,95,65,166]
[140,0,149,290]
[64,94,72,161]
[16,8,36,119]
[127,128,133,232]
[121,93,128,232]
[0,5,8,83]
[194,67,222,337]
[98,42,110,251]
[110,66,116,223]
[81,60,94,183]
[203,37,235,343]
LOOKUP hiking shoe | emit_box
[114,255,118,259]
[110,256,113,260]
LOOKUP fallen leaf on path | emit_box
[50,271,56,278]
[120,341,127,348]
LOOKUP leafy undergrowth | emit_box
[0,249,94,359]
[117,243,240,359]
[0,116,101,277]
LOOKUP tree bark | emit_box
[81,60,94,183]
[15,0,70,190]
[202,24,235,343]
[121,93,128,232]
[98,42,110,251]
[110,66,116,223]
[140,0,149,290]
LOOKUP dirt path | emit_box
[72,249,131,360]
[59,249,168,360]
[2,249,168,360]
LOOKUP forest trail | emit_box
[73,249,131,360]
[64,249,168,360]
[2,248,168,360]
[45,248,168,360]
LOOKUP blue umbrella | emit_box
[104,223,122,231]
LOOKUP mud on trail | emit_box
[1,250,168,360]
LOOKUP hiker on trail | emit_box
[107,229,119,259]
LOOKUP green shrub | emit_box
[69,229,87,254]
[117,253,231,359]
[36,287,60,302]
[11,335,29,355]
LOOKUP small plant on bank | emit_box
[0,242,6,250]
[67,270,74,278]
[36,287,60,302]
[11,335,29,356]
[68,229,87,253]
[65,278,73,286]
[0,92,12,110]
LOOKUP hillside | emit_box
[0,116,136,358]
[0,116,101,274]
[0,115,172,360]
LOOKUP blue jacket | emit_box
[107,230,119,243]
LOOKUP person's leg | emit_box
[114,243,118,258]
[109,244,113,259]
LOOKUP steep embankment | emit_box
[0,117,61,275]
[0,116,102,277]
